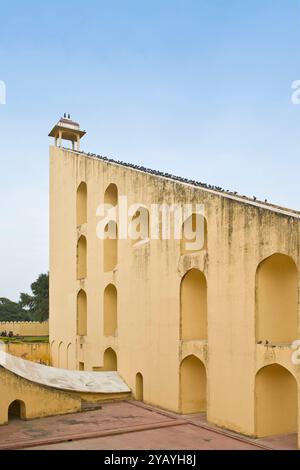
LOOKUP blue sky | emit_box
[0,0,299,300]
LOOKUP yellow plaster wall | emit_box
[49,146,300,439]
[5,342,50,365]
[0,322,49,337]
[0,367,81,424]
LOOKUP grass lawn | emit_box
[0,336,49,343]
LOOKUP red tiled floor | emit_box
[28,423,261,450]
[0,401,170,449]
[0,400,296,450]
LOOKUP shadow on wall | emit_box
[180,355,206,414]
[76,182,87,226]
[135,372,143,401]
[102,348,117,371]
[180,269,207,341]
[8,400,26,421]
[77,290,87,336]
[256,253,298,344]
[77,235,87,280]
[104,284,117,337]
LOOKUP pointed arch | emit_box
[180,269,207,340]
[255,364,298,437]
[255,253,298,343]
[180,355,206,413]
[77,289,87,336]
[77,235,87,279]
[103,347,117,371]
[135,372,144,401]
[76,182,87,226]
[104,183,118,206]
[103,284,117,337]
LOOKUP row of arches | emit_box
[76,182,119,273]
[75,252,298,343]
[77,182,118,227]
[76,182,208,270]
[5,358,298,440]
[77,214,208,278]
[76,228,119,276]
[51,342,118,372]
[76,285,117,337]
[51,341,74,369]
[76,230,118,277]
[180,252,299,344]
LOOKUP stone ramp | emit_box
[0,351,130,393]
[0,352,131,425]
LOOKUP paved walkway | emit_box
[0,401,297,450]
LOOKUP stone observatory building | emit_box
[49,115,300,447]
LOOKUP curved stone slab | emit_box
[0,351,130,394]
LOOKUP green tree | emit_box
[19,273,49,322]
[0,297,31,322]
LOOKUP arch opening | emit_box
[255,253,298,343]
[104,183,118,206]
[180,269,207,341]
[77,235,87,280]
[77,289,87,336]
[180,355,206,414]
[255,364,298,437]
[104,284,117,337]
[135,372,144,401]
[103,347,117,371]
[76,182,87,226]
[8,400,26,421]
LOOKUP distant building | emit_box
[49,116,300,446]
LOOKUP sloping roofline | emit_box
[58,147,300,220]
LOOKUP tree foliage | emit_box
[0,298,31,322]
[0,273,49,322]
[19,273,49,322]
